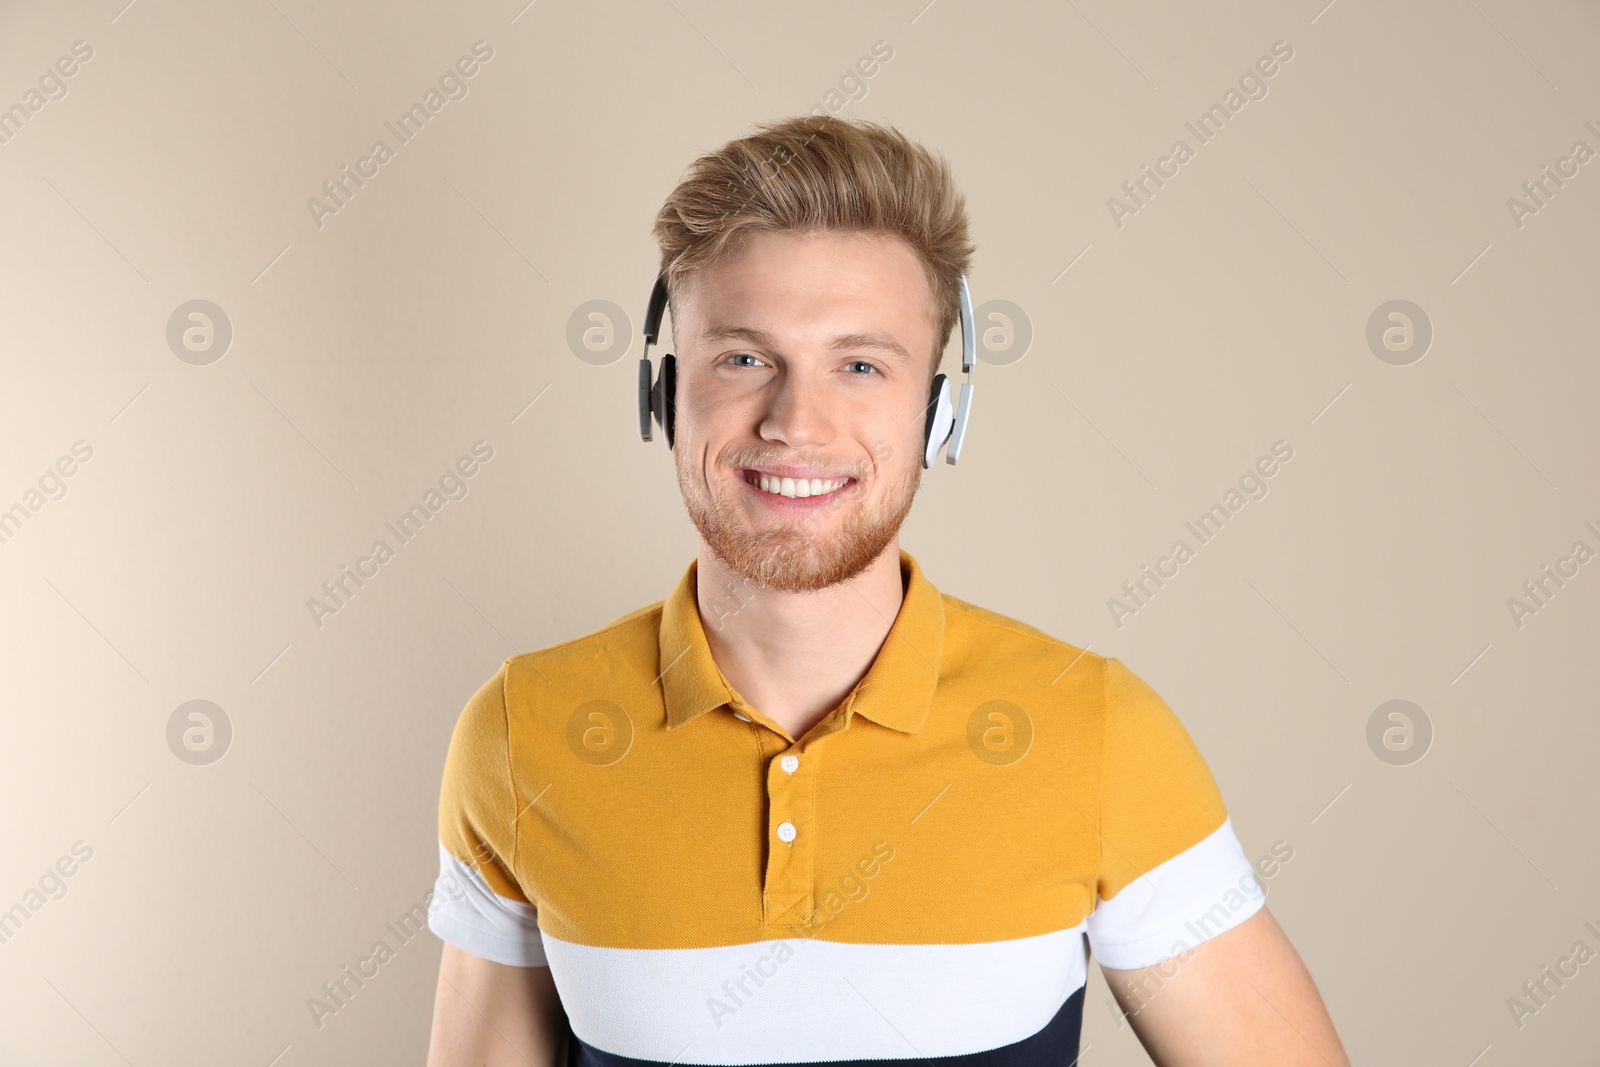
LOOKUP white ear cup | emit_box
[944,380,974,465]
[923,376,954,469]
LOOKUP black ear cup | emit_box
[660,354,677,449]
[921,374,953,470]
[922,373,946,464]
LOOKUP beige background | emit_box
[2,0,1597,1062]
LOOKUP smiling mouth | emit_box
[742,470,854,500]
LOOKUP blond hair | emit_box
[652,115,974,384]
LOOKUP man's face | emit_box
[671,229,938,594]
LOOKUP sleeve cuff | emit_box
[426,840,549,968]
[1086,816,1267,970]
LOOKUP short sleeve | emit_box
[426,659,548,967]
[1085,656,1264,970]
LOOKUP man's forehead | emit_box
[678,276,934,345]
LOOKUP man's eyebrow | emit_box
[700,324,912,364]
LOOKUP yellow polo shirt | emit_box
[427,549,1263,1065]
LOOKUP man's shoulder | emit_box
[940,592,1105,681]
[500,597,668,691]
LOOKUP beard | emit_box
[676,443,922,594]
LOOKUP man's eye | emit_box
[845,360,880,374]
[728,354,764,368]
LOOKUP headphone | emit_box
[637,271,976,468]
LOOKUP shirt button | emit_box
[776,821,797,843]
[779,754,799,773]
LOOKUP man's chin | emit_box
[679,461,917,594]
[703,525,900,595]
[745,549,852,594]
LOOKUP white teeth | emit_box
[752,473,847,499]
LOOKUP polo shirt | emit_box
[427,549,1264,1065]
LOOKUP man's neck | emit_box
[694,541,906,741]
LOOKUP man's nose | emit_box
[761,371,836,448]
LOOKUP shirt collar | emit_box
[659,549,946,735]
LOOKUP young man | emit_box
[424,116,1351,1066]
